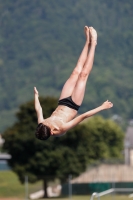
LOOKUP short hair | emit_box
[35,123,51,140]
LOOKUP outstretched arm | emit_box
[62,100,113,132]
[34,87,44,124]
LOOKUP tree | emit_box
[83,115,124,160]
[2,97,124,197]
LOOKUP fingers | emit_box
[34,87,37,91]
[34,87,38,95]
[108,101,113,108]
[104,100,113,108]
[34,87,36,93]
[110,102,113,107]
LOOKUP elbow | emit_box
[81,114,87,121]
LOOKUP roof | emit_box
[71,164,133,183]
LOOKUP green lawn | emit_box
[40,195,129,200]
[0,170,42,198]
[0,171,130,200]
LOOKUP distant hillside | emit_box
[0,0,133,131]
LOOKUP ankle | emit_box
[91,40,97,46]
[85,39,90,46]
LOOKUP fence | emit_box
[61,182,133,195]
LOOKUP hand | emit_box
[34,87,39,97]
[102,100,113,109]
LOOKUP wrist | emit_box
[100,105,105,110]
[35,93,39,98]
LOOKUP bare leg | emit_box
[59,26,90,100]
[72,27,97,105]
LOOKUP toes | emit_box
[84,26,89,31]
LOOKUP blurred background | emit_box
[0,0,133,199]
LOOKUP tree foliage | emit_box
[2,97,124,197]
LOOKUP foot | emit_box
[89,27,97,45]
[84,26,90,44]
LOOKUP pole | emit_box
[68,174,72,200]
[25,175,28,200]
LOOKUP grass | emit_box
[39,195,129,200]
[0,171,130,200]
[0,170,42,198]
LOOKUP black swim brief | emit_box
[58,96,80,111]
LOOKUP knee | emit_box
[79,71,88,80]
[72,69,81,76]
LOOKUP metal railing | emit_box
[90,192,100,200]
[90,188,133,199]
[90,189,114,200]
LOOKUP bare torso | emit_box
[42,105,77,136]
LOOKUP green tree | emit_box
[84,116,124,160]
[3,97,124,197]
